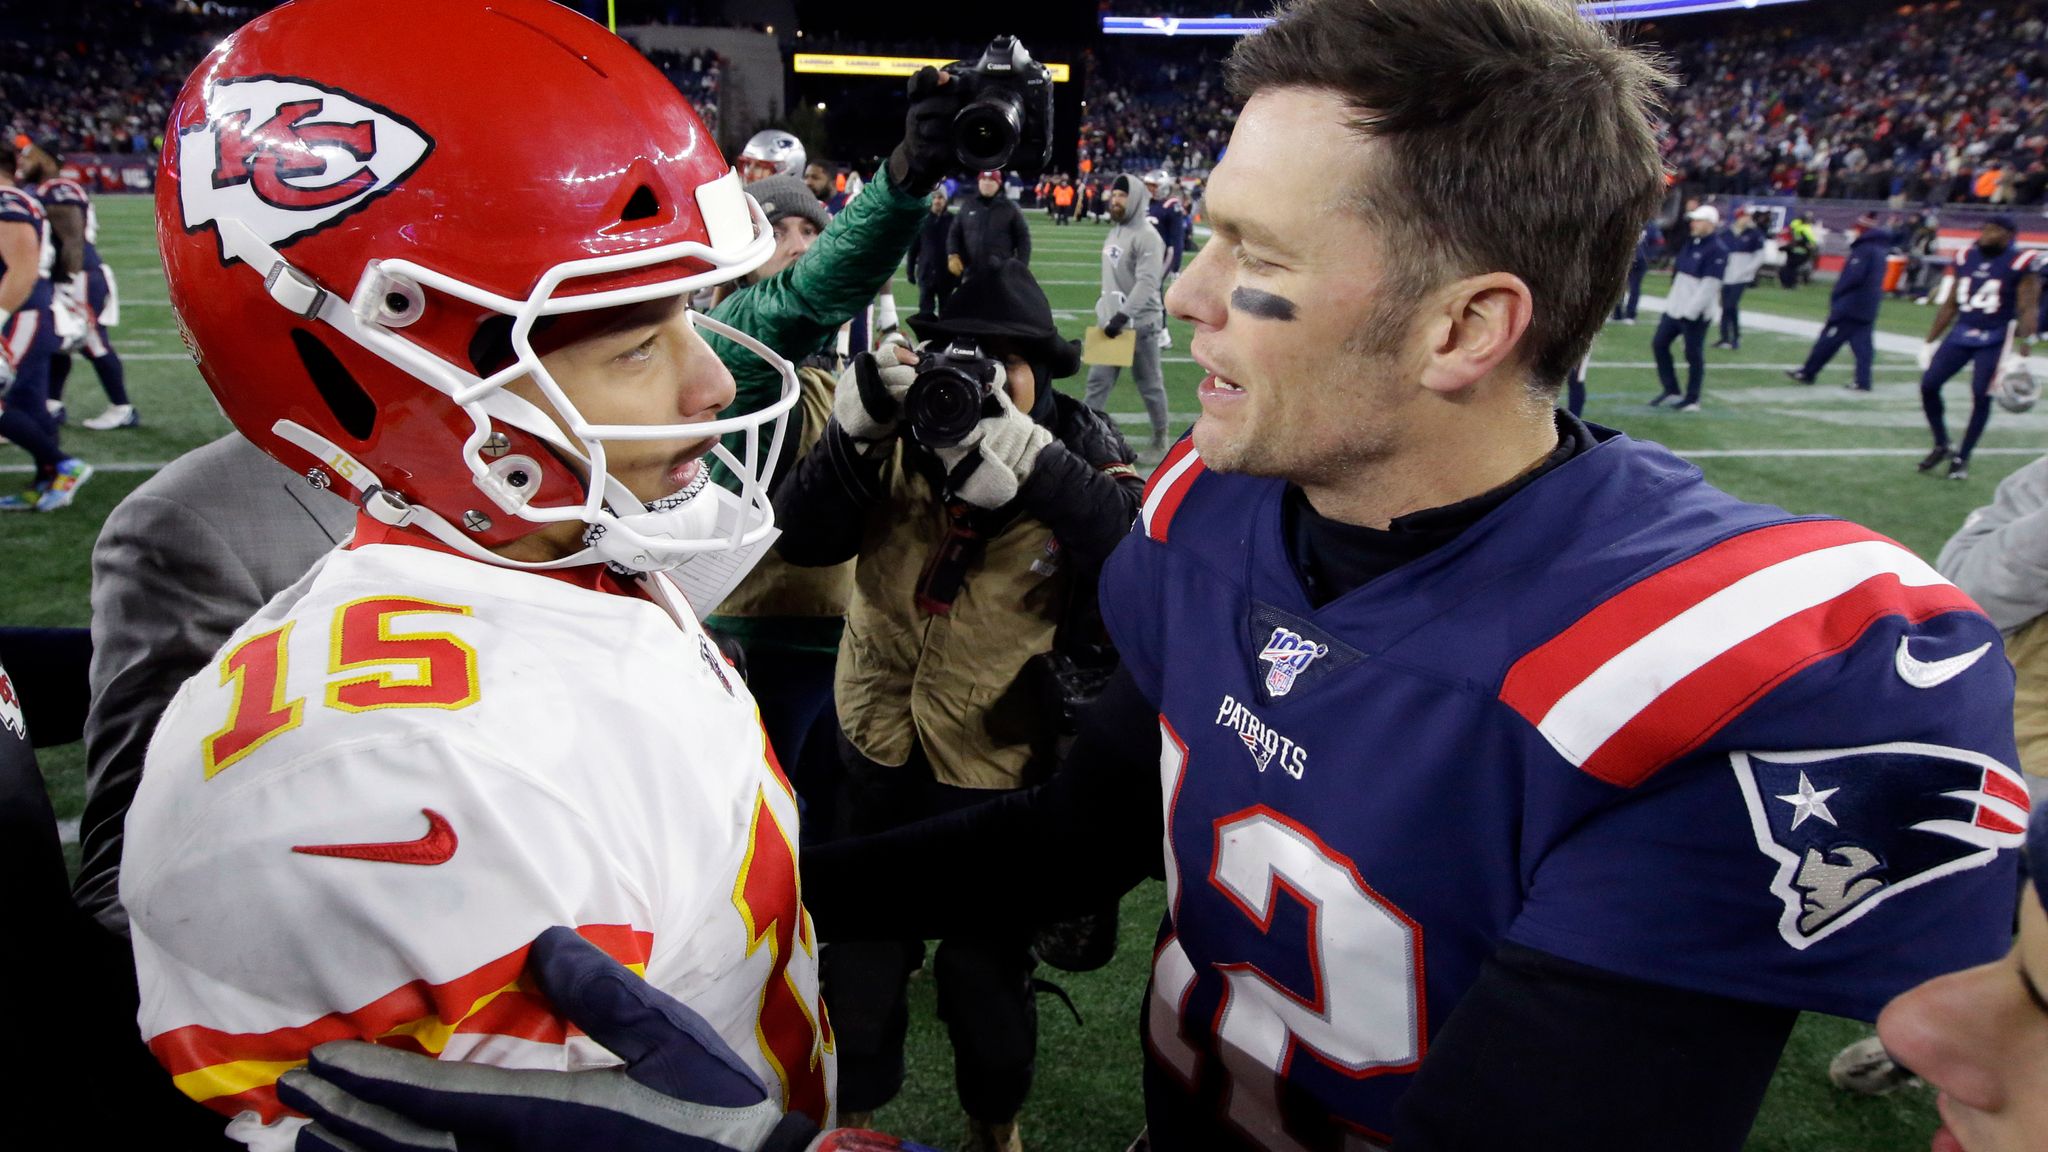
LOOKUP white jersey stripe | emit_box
[1141,447,1202,537]
[1537,540,1947,762]
[4,310,37,366]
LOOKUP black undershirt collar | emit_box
[1285,409,1595,607]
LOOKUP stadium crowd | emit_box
[18,0,2048,205]
[0,3,244,156]
[637,45,726,135]
[1077,45,1237,177]
[1,1,725,156]
[1664,0,2048,202]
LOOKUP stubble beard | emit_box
[1203,286,1413,481]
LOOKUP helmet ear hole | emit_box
[621,185,661,222]
[469,315,517,376]
[290,328,377,442]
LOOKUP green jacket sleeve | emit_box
[707,165,930,430]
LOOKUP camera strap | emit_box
[915,503,988,616]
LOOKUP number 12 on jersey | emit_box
[203,596,480,777]
[1148,720,1426,1152]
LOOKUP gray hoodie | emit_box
[1095,172,1166,330]
[1938,454,2048,632]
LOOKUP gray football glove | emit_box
[832,347,918,452]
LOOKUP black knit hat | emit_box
[908,259,1081,379]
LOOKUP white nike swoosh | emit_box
[1894,638,1994,689]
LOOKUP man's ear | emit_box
[1417,272,1534,398]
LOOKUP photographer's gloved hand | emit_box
[935,378,1054,509]
[279,927,820,1152]
[833,347,918,453]
[1101,312,1130,340]
[889,66,962,192]
[947,254,965,279]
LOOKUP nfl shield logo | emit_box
[1258,627,1329,698]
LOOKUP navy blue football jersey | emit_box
[1945,245,2041,347]
[1104,430,2025,1148]
[34,177,102,272]
[0,186,54,311]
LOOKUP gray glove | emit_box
[935,377,1054,509]
[832,347,918,452]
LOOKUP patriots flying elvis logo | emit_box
[1732,743,2028,949]
[1258,626,1329,698]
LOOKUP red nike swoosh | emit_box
[292,808,458,866]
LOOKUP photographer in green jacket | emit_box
[705,68,961,830]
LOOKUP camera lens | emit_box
[955,92,1023,171]
[907,369,986,449]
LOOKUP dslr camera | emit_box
[906,341,1003,449]
[944,35,1055,175]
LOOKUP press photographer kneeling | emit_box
[773,259,1142,1150]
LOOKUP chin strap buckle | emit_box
[359,484,416,527]
[264,261,329,319]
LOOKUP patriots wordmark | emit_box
[1214,694,1309,780]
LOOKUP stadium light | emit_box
[1102,0,1810,35]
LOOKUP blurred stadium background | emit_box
[8,0,2047,1147]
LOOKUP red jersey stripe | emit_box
[1574,575,1978,787]
[1141,440,1205,543]
[1502,520,1898,724]
[150,924,652,1114]
[1985,768,2032,811]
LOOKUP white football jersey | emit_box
[124,535,832,1151]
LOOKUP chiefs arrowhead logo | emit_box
[179,76,432,262]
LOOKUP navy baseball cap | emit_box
[1987,213,2021,234]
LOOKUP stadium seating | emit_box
[1663,0,2048,203]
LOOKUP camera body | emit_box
[906,340,1003,449]
[944,35,1054,175]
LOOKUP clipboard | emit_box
[1082,325,1137,367]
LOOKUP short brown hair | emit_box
[1227,0,1670,386]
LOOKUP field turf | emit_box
[7,195,2009,1150]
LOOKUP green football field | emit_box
[7,195,2017,1150]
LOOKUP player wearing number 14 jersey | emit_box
[1917,214,2041,480]
[123,3,829,1148]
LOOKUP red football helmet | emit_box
[158,0,796,573]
